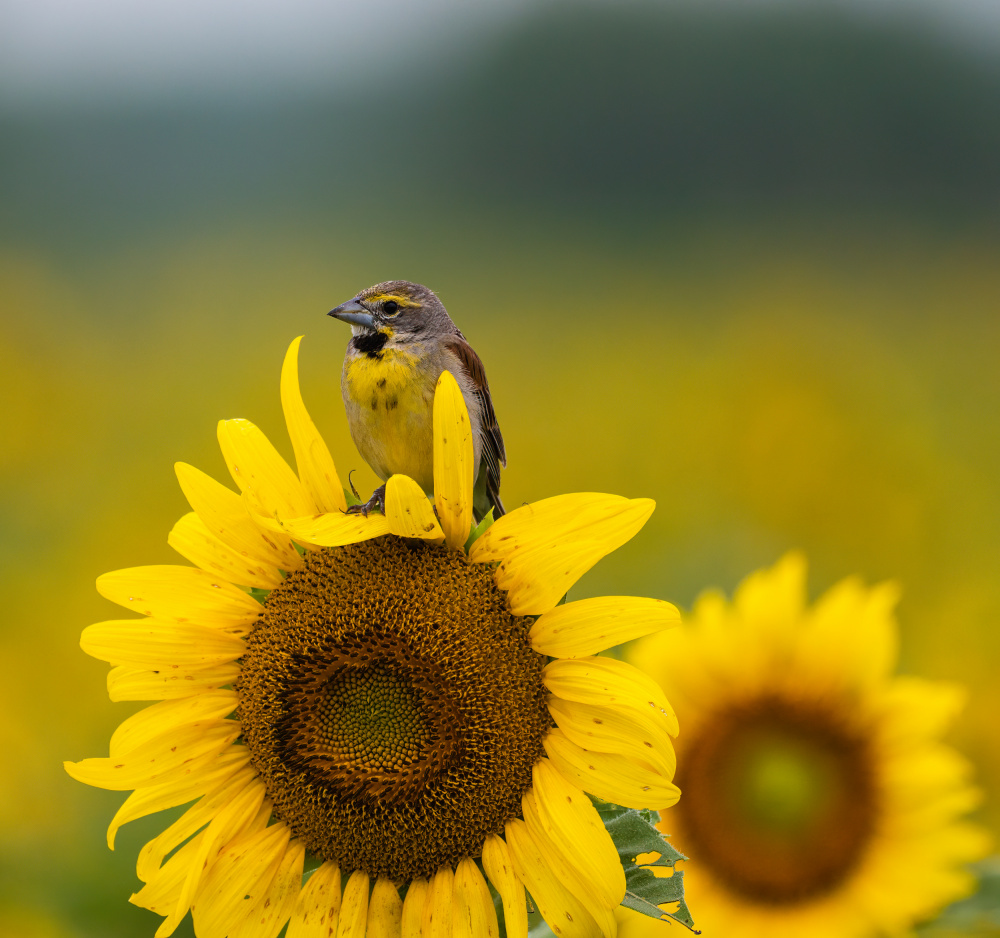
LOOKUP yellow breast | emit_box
[342,349,436,492]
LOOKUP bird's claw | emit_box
[344,483,387,518]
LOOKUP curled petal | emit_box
[253,508,390,548]
[385,474,446,543]
[281,336,347,513]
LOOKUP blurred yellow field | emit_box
[2,216,998,934]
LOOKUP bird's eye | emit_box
[383,300,399,316]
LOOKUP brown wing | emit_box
[445,335,506,509]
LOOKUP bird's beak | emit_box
[328,297,375,330]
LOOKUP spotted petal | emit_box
[473,495,655,615]
[543,728,680,811]
[481,836,527,938]
[530,596,680,658]
[433,370,475,551]
[386,474,446,543]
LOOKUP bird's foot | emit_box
[344,483,387,517]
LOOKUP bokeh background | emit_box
[2,1,999,935]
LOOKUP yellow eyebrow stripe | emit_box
[365,293,421,309]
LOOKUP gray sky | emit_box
[1,0,997,107]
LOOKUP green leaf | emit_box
[249,586,271,604]
[465,508,496,553]
[592,798,698,933]
[916,856,1000,935]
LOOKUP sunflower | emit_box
[619,553,990,938]
[65,337,682,938]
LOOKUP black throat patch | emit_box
[351,331,389,358]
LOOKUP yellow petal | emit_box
[281,336,347,513]
[255,508,391,548]
[231,839,306,938]
[470,494,654,564]
[482,497,654,614]
[169,512,285,589]
[498,538,609,616]
[424,866,454,938]
[192,822,290,938]
[337,870,371,938]
[83,619,245,668]
[135,765,261,881]
[454,857,499,938]
[543,729,680,811]
[217,417,316,521]
[367,877,403,938]
[531,758,626,906]
[142,775,268,933]
[109,691,238,757]
[530,597,680,659]
[96,566,262,626]
[401,879,429,938]
[107,663,240,701]
[385,474,446,542]
[433,370,474,551]
[175,461,302,570]
[547,698,676,780]
[130,831,205,919]
[520,792,617,938]
[481,835,527,938]
[543,657,678,737]
[65,720,240,791]
[106,746,250,848]
[287,862,342,938]
[504,818,602,938]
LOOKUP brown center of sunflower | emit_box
[236,536,550,881]
[673,694,877,904]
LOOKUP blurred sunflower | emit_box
[65,337,682,938]
[620,553,990,938]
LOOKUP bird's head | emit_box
[328,280,451,342]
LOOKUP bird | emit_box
[328,280,506,524]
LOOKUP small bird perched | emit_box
[328,280,506,523]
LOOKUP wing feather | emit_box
[444,335,506,509]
